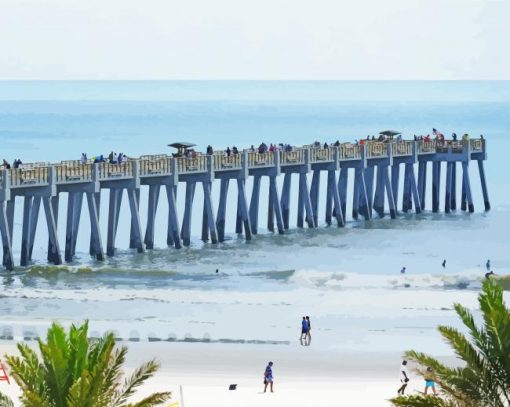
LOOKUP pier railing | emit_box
[280,149,305,165]
[213,153,242,170]
[392,141,414,156]
[310,147,335,162]
[247,152,275,168]
[97,162,133,180]
[55,164,93,183]
[470,139,484,152]
[176,155,208,174]
[340,144,361,160]
[0,138,487,189]
[9,167,49,187]
[365,142,388,158]
[139,157,172,177]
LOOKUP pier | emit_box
[0,138,489,271]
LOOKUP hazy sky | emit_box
[0,0,508,79]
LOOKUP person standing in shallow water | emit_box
[263,361,274,393]
[486,259,491,271]
[305,316,311,340]
[400,267,406,274]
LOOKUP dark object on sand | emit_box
[229,384,237,390]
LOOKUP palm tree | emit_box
[0,321,171,407]
[390,279,510,407]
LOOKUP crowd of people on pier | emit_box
[1,129,484,172]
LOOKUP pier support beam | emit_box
[129,189,140,249]
[249,175,261,234]
[408,164,421,214]
[0,202,14,271]
[269,176,284,234]
[432,161,441,213]
[3,200,14,267]
[364,166,374,215]
[417,161,427,211]
[89,193,100,256]
[299,173,315,228]
[462,162,474,213]
[267,178,274,232]
[166,185,181,249]
[477,160,490,211]
[202,181,218,244]
[28,195,41,261]
[391,164,400,211]
[71,192,83,258]
[86,192,104,260]
[356,168,371,220]
[144,185,160,249]
[327,170,344,227]
[42,196,62,265]
[445,162,453,213]
[338,168,348,220]
[310,170,320,226]
[216,179,229,242]
[402,164,413,213]
[451,163,457,210]
[20,196,33,266]
[181,182,196,246]
[281,173,292,229]
[382,166,397,219]
[237,178,252,240]
[127,189,145,252]
[106,188,121,257]
[373,166,385,217]
[47,196,60,263]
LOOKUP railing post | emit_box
[1,169,10,202]
[48,165,57,196]
[206,155,214,182]
[131,160,140,188]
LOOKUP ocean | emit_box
[0,81,509,356]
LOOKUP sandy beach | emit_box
[0,340,459,407]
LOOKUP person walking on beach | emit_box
[397,360,409,395]
[424,367,437,395]
[305,316,311,340]
[486,259,491,271]
[263,361,274,393]
[300,316,309,340]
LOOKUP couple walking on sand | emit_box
[300,316,311,341]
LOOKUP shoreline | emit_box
[0,341,460,407]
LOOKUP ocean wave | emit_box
[288,269,487,290]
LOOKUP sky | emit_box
[0,0,509,80]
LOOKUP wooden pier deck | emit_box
[0,138,489,270]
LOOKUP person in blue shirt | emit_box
[263,361,274,393]
[300,316,309,340]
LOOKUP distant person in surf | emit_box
[442,259,446,268]
[400,267,406,274]
[397,360,409,395]
[300,316,309,340]
[486,259,491,271]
